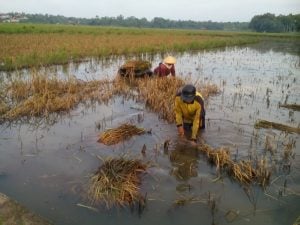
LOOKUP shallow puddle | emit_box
[0,40,299,225]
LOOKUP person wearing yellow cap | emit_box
[153,56,176,77]
[175,84,205,144]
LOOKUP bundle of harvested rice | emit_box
[279,103,300,111]
[118,60,152,77]
[88,157,147,208]
[255,119,300,134]
[197,143,271,187]
[206,147,231,170]
[120,60,151,71]
[98,123,145,145]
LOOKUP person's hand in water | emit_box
[190,139,197,146]
[177,126,184,137]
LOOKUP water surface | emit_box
[0,40,299,225]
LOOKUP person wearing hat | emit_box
[174,84,205,144]
[153,56,176,77]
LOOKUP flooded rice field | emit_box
[0,40,299,225]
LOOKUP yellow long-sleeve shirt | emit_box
[174,92,204,139]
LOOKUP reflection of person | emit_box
[153,56,176,77]
[169,142,199,181]
[175,84,205,144]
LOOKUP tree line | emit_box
[249,13,300,32]
[1,13,248,31]
[1,12,299,32]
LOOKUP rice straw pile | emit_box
[98,123,145,145]
[197,143,271,187]
[120,60,151,71]
[88,157,147,208]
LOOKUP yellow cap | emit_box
[163,56,176,64]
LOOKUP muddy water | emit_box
[0,40,299,225]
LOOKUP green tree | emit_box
[249,13,299,32]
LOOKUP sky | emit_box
[0,0,299,22]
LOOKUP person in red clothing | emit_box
[153,56,176,77]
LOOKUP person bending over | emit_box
[154,56,176,77]
[175,84,205,144]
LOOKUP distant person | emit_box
[153,56,176,77]
[174,84,205,144]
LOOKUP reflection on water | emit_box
[247,39,300,56]
[170,141,199,181]
[0,40,299,225]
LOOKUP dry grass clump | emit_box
[0,72,220,124]
[0,72,116,121]
[197,143,271,187]
[293,216,300,225]
[111,76,220,123]
[0,100,9,115]
[111,75,137,97]
[131,77,220,123]
[206,147,231,170]
[255,119,300,134]
[197,83,220,99]
[98,123,145,145]
[134,77,185,122]
[88,157,147,208]
[229,160,270,187]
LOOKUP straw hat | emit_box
[163,56,176,64]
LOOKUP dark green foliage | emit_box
[249,13,300,32]
[0,12,249,31]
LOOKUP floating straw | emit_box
[279,103,300,111]
[255,119,300,134]
[98,123,145,145]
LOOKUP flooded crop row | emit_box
[0,40,299,225]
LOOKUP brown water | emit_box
[0,40,299,225]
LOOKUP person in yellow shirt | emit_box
[174,84,205,144]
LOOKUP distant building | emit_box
[0,13,28,23]
[0,14,10,20]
